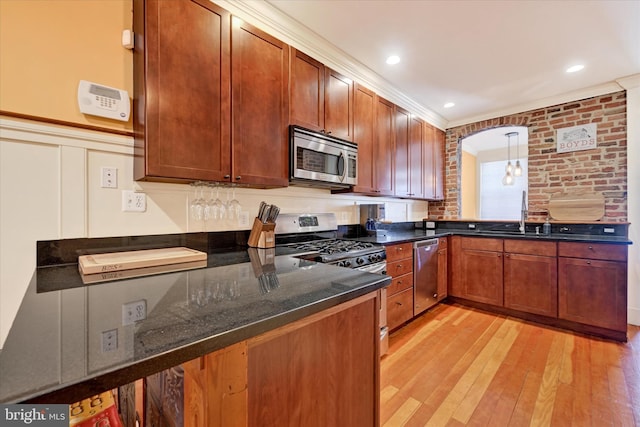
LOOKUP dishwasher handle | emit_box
[414,239,439,250]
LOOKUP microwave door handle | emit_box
[337,152,346,181]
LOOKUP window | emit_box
[479,160,528,220]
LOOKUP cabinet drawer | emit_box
[461,237,502,252]
[385,243,413,262]
[504,239,557,256]
[558,242,627,262]
[387,259,413,278]
[387,273,413,296]
[387,288,413,330]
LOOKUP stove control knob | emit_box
[343,260,352,268]
[356,257,365,265]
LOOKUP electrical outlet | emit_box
[101,167,117,188]
[122,190,146,212]
[122,300,146,325]
[101,329,118,352]
[238,211,250,228]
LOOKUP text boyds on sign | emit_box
[557,124,597,153]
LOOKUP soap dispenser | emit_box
[543,217,551,235]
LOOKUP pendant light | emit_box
[502,132,515,186]
[513,131,523,177]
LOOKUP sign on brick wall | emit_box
[557,123,597,153]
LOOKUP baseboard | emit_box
[628,307,640,326]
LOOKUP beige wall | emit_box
[460,150,477,219]
[0,0,133,132]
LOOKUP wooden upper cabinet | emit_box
[422,123,436,199]
[231,17,289,187]
[351,83,376,193]
[374,96,395,196]
[290,48,353,140]
[290,48,325,132]
[134,0,231,182]
[324,68,354,141]
[433,127,445,200]
[408,115,425,199]
[394,106,411,198]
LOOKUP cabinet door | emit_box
[436,247,447,301]
[352,83,375,193]
[374,96,395,195]
[433,127,445,200]
[462,248,503,306]
[324,68,354,141]
[558,257,627,331]
[387,287,414,330]
[290,48,324,132]
[231,18,289,187]
[422,123,436,199]
[394,106,411,198]
[135,0,231,182]
[504,253,557,317]
[408,115,425,199]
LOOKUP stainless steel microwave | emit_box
[290,125,358,188]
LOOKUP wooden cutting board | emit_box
[548,193,605,221]
[79,247,207,275]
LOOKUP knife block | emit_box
[247,217,276,248]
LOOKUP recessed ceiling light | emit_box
[566,64,585,73]
[444,102,455,108]
[386,55,400,65]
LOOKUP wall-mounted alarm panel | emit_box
[77,80,130,121]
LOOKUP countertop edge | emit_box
[20,275,390,404]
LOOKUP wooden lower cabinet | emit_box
[385,242,414,330]
[178,293,379,427]
[387,287,414,330]
[450,237,628,341]
[503,240,557,317]
[558,242,627,332]
[436,243,448,302]
[449,237,503,306]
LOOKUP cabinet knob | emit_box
[588,245,593,250]
[433,293,438,298]
[396,302,402,306]
[235,176,241,180]
[587,261,591,265]
[224,174,231,179]
[505,254,510,258]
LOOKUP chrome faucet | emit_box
[520,190,527,234]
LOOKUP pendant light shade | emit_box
[502,131,518,186]
[513,132,523,176]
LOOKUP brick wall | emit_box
[430,91,628,222]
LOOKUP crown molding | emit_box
[617,73,640,90]
[446,81,625,128]
[213,0,448,130]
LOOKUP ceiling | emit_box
[266,0,640,127]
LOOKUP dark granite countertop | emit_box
[0,247,390,404]
[346,225,632,246]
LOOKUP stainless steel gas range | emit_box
[275,213,389,355]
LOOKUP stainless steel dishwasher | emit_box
[414,239,439,315]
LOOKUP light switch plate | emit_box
[101,167,117,188]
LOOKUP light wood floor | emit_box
[380,302,640,427]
